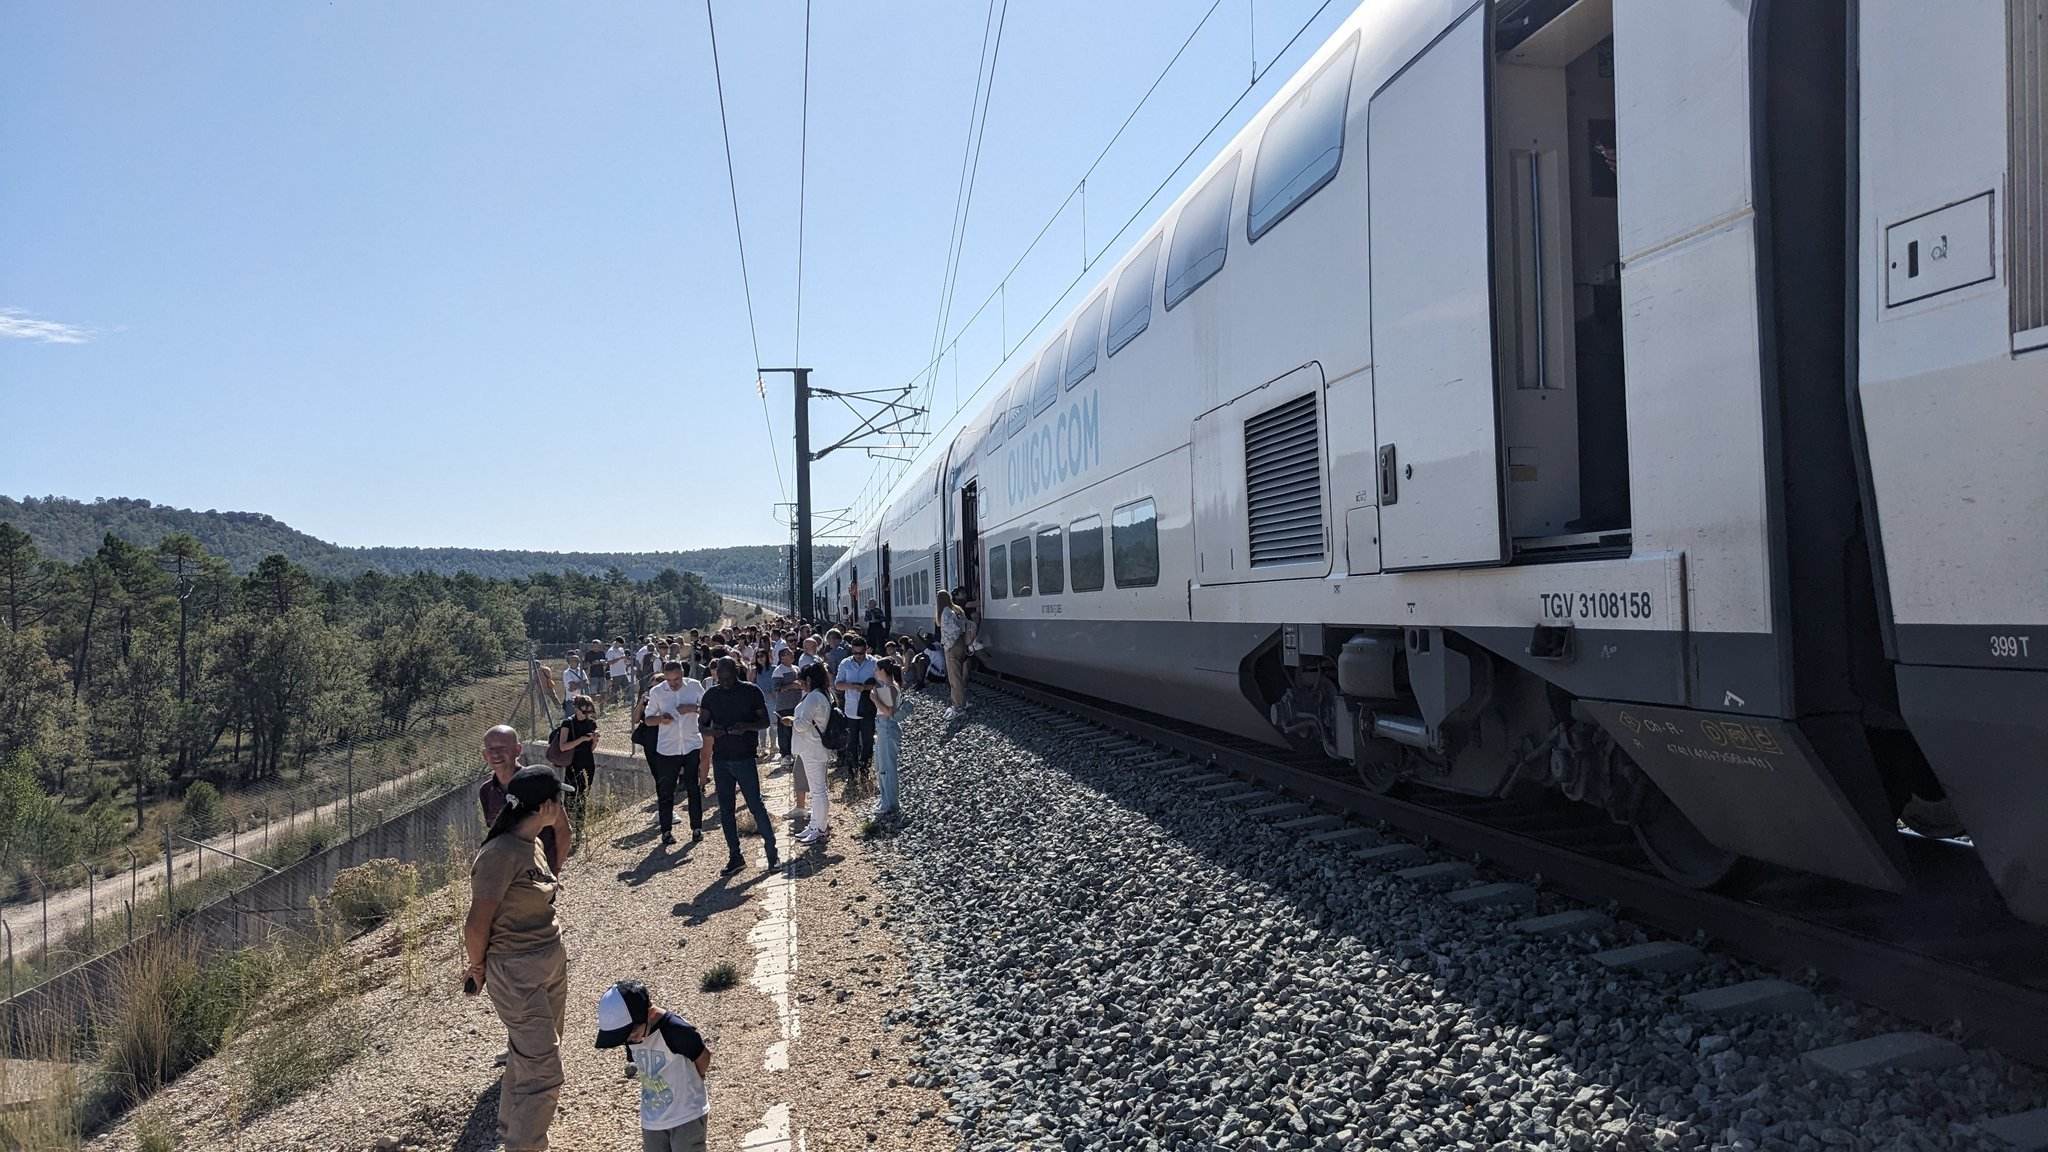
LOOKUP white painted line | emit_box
[746,762,802,1148]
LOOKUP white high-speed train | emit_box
[819,0,2048,925]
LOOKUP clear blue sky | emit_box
[1,0,1351,552]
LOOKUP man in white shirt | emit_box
[833,635,879,772]
[643,660,707,847]
[561,653,590,721]
[606,638,634,708]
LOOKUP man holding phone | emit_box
[833,635,879,774]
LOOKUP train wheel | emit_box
[1630,785,1741,889]
[1898,793,1966,840]
[1355,751,1403,795]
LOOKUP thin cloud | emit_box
[0,309,94,345]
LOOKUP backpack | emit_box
[818,707,851,752]
[545,723,576,770]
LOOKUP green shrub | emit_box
[699,962,738,993]
[329,859,419,930]
[181,783,223,839]
[238,1004,367,1116]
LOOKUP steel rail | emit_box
[981,672,2048,1069]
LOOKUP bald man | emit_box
[478,725,573,872]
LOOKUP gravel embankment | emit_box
[873,689,2048,1152]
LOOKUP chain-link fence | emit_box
[0,649,558,1003]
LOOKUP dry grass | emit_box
[235,1004,368,1118]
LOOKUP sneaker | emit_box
[691,828,703,845]
[795,826,822,845]
[721,858,745,876]
[943,707,957,721]
[494,1050,508,1068]
[661,831,676,847]
[765,849,781,871]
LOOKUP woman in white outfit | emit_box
[787,662,834,845]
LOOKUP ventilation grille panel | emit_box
[1244,393,1325,568]
[2013,0,2048,334]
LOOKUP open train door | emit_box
[880,544,893,628]
[1368,0,1507,570]
[959,480,981,610]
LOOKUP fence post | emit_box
[125,899,133,945]
[86,872,95,957]
[39,880,48,970]
[346,736,356,840]
[4,921,12,1002]
[163,821,175,920]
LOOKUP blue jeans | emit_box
[876,714,901,813]
[712,757,778,864]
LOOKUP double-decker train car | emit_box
[836,0,2048,925]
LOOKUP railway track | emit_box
[977,671,2048,1071]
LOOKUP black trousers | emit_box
[648,749,704,834]
[775,709,794,756]
[713,756,778,865]
[851,714,876,768]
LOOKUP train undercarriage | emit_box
[1251,623,1956,897]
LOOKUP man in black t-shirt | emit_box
[698,657,779,876]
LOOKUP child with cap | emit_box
[595,980,712,1152]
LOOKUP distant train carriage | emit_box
[833,0,2048,926]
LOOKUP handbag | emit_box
[545,723,576,770]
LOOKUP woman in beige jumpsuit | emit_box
[464,765,574,1151]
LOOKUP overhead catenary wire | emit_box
[920,0,1006,441]
[841,0,1251,525]
[926,0,1009,414]
[843,0,1340,529]
[704,0,788,506]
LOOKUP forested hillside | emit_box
[0,497,839,584]
[0,521,726,891]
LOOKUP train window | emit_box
[1068,514,1104,591]
[1111,498,1160,587]
[1066,293,1106,388]
[1035,525,1064,594]
[1248,35,1358,242]
[988,544,1008,599]
[1009,535,1034,597]
[1107,234,1162,356]
[1005,368,1034,439]
[1032,334,1067,415]
[1165,153,1240,310]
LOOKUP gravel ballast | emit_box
[874,688,2048,1152]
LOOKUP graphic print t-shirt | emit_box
[630,1012,709,1130]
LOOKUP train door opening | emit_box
[959,481,981,611]
[880,545,893,627]
[1494,0,1630,554]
